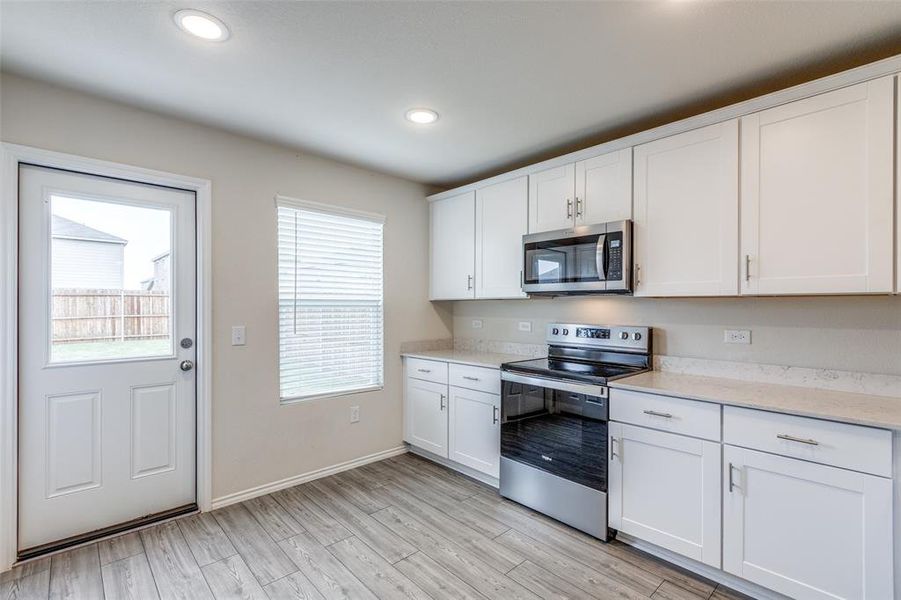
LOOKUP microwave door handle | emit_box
[596,234,607,281]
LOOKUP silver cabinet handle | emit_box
[467,274,473,291]
[566,198,573,219]
[180,360,194,372]
[462,376,480,381]
[643,410,673,419]
[492,406,499,425]
[417,368,431,373]
[575,197,583,218]
[728,462,738,493]
[777,433,819,446]
[634,263,641,285]
[609,437,618,461]
[439,394,446,411]
[745,254,751,283]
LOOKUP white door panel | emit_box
[741,77,894,295]
[528,164,576,233]
[404,376,449,457]
[448,387,500,477]
[430,192,475,299]
[575,148,632,225]
[723,445,893,600]
[475,177,528,299]
[633,120,739,296]
[18,165,196,552]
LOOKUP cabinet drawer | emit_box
[723,406,892,477]
[405,357,448,384]
[610,389,721,441]
[448,363,500,394]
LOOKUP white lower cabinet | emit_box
[404,377,448,457]
[448,387,500,478]
[403,357,501,479]
[723,445,894,600]
[608,421,721,567]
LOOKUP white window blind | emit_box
[277,198,384,401]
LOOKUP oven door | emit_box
[522,224,607,294]
[499,371,610,539]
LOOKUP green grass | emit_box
[52,339,172,362]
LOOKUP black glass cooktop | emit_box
[501,357,647,385]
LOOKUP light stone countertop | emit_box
[610,370,901,430]
[401,349,538,369]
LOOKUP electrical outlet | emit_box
[350,406,360,423]
[472,319,483,329]
[518,321,532,332]
[231,325,246,346]
[724,329,751,344]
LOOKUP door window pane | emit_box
[49,195,173,363]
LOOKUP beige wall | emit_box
[452,294,901,375]
[1,73,452,499]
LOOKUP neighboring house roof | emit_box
[51,214,127,244]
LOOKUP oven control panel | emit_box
[547,323,650,352]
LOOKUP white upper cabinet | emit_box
[723,445,893,600]
[475,177,528,299]
[633,120,740,297]
[430,191,475,300]
[740,77,894,295]
[528,163,576,233]
[575,148,632,225]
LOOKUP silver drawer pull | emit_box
[777,433,819,446]
[643,410,673,419]
[462,376,480,381]
[417,368,431,373]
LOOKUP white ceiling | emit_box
[2,1,900,187]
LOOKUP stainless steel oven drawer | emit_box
[500,457,608,540]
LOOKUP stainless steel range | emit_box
[499,323,652,540]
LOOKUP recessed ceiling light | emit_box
[405,108,439,124]
[174,9,230,42]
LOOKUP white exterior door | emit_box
[575,148,632,225]
[448,386,500,477]
[528,164,576,233]
[429,191,475,300]
[633,120,739,296]
[608,422,721,567]
[475,177,528,299]
[18,165,197,552]
[404,377,448,458]
[740,77,894,295]
[723,445,894,600]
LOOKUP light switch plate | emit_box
[472,319,483,329]
[231,325,246,346]
[724,329,751,344]
[518,321,532,332]
[350,406,360,423]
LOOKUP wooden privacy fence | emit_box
[52,288,169,343]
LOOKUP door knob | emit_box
[180,360,194,372]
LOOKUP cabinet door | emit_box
[633,120,739,296]
[575,148,632,225]
[608,423,721,567]
[741,77,894,295]
[404,377,448,458]
[528,164,576,233]
[723,446,893,600]
[475,177,528,299]
[448,386,500,477]
[430,191,475,300]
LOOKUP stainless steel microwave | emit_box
[522,220,632,295]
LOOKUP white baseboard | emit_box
[617,533,789,600]
[407,445,499,488]
[210,446,408,510]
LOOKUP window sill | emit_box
[280,385,384,405]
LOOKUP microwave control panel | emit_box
[606,232,624,280]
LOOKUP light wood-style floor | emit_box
[1,453,750,600]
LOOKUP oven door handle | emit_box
[500,371,608,398]
[595,233,607,282]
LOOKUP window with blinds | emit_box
[277,197,385,402]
